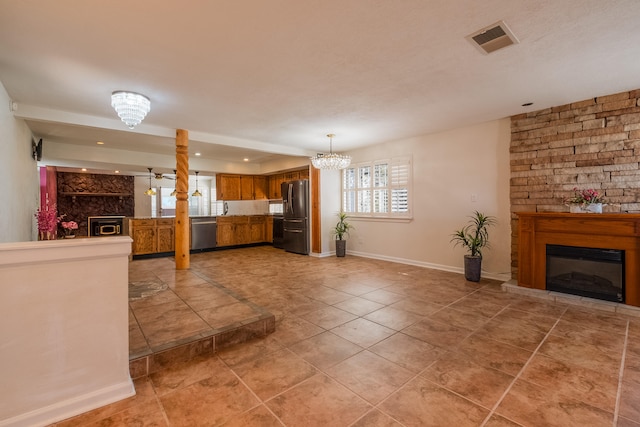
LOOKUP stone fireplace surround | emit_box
[517,212,640,307]
[510,88,640,286]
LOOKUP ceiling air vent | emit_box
[466,20,519,54]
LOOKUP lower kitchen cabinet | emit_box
[216,217,236,246]
[249,216,266,243]
[216,215,268,247]
[129,218,175,255]
[265,216,273,243]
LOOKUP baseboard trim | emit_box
[347,250,511,282]
[0,379,135,427]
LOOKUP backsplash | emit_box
[214,200,269,216]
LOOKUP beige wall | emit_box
[0,82,39,243]
[510,88,640,278]
[344,118,512,280]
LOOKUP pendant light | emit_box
[144,167,156,196]
[310,134,351,170]
[192,171,202,197]
[170,169,177,197]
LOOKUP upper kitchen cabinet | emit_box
[240,176,254,200]
[216,174,241,200]
[216,174,268,200]
[253,176,268,199]
[268,174,284,199]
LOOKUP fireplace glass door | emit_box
[546,244,624,303]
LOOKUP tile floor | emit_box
[53,246,640,426]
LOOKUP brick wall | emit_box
[510,88,640,278]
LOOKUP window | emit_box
[342,157,411,218]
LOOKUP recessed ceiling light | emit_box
[114,170,120,174]
[96,141,105,145]
[243,158,249,162]
[81,168,87,172]
[522,102,533,107]
[195,152,201,156]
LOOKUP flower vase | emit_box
[39,231,56,240]
[65,233,75,239]
[570,203,603,214]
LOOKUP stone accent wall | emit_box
[510,88,640,278]
[57,172,134,237]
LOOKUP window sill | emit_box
[346,215,413,223]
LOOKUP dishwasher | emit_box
[190,216,217,251]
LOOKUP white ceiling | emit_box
[1,0,640,175]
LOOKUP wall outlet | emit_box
[471,193,478,202]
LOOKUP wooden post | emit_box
[175,129,190,269]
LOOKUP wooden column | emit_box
[175,129,190,270]
[311,166,321,254]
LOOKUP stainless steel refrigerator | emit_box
[282,179,310,255]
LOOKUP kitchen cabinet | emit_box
[130,218,175,255]
[216,174,241,200]
[216,217,236,247]
[216,215,269,246]
[249,216,266,243]
[265,216,274,243]
[268,174,284,199]
[284,171,300,181]
[240,176,254,200]
[253,176,268,199]
[217,174,268,200]
[156,219,175,253]
[299,168,310,180]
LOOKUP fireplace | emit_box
[517,212,640,306]
[546,244,624,303]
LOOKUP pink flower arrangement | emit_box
[565,188,606,206]
[34,203,64,239]
[61,221,78,230]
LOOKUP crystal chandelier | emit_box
[111,91,150,129]
[144,167,156,196]
[192,171,202,197]
[310,134,351,170]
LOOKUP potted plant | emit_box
[333,211,353,257]
[450,211,496,282]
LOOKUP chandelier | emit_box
[111,91,150,129]
[144,167,156,196]
[192,171,202,197]
[310,134,351,170]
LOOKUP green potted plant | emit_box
[450,211,496,282]
[333,211,353,257]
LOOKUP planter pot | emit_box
[569,203,603,213]
[464,255,482,282]
[336,240,346,257]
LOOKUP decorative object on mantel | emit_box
[61,221,78,238]
[451,211,496,282]
[310,134,351,170]
[144,167,156,196]
[564,187,606,213]
[111,91,150,129]
[35,203,63,240]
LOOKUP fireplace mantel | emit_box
[517,212,640,306]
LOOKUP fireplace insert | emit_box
[88,216,125,237]
[546,244,624,303]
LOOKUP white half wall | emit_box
[0,81,39,243]
[0,236,134,427]
[343,118,512,280]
